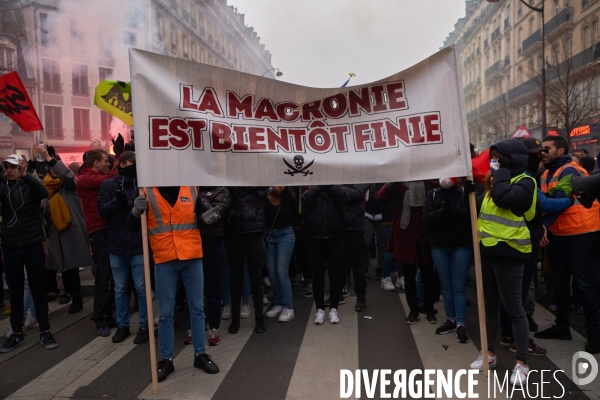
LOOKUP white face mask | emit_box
[490,159,500,172]
[439,178,453,189]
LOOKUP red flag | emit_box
[0,72,43,131]
[471,148,490,184]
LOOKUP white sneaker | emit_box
[510,363,529,386]
[314,309,326,325]
[23,315,38,330]
[221,305,232,320]
[396,276,405,289]
[279,308,295,322]
[381,277,395,291]
[263,276,271,287]
[266,305,284,318]
[240,304,251,319]
[469,351,497,370]
[329,308,340,324]
[263,295,269,306]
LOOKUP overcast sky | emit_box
[231,0,466,88]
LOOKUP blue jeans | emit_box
[110,254,148,328]
[155,258,205,358]
[220,241,251,305]
[382,226,402,278]
[548,232,600,333]
[431,246,471,324]
[266,226,295,309]
[23,267,36,319]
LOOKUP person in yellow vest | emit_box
[469,140,540,387]
[129,187,219,382]
[534,136,600,354]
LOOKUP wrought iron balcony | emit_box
[545,6,572,37]
[485,60,502,79]
[521,29,542,54]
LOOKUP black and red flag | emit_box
[0,71,43,131]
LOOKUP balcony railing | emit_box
[43,81,61,93]
[545,6,572,36]
[467,108,479,121]
[485,60,502,78]
[491,27,501,42]
[463,78,481,95]
[521,29,542,53]
[504,18,510,31]
[508,76,540,101]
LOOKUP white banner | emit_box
[129,46,471,187]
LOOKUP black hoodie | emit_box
[481,140,537,261]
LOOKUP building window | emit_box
[70,19,84,52]
[98,31,113,59]
[170,0,178,13]
[72,64,89,96]
[583,26,590,49]
[44,106,63,139]
[517,66,523,85]
[40,13,57,48]
[73,108,90,140]
[123,31,137,47]
[100,111,112,141]
[42,59,61,93]
[99,67,113,82]
[593,20,598,43]
[183,35,189,59]
[553,0,559,16]
[0,46,15,72]
[155,14,165,43]
[529,18,535,35]
[519,28,523,50]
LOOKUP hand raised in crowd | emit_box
[90,139,102,149]
[18,157,27,177]
[112,133,125,155]
[33,144,52,162]
[539,225,550,248]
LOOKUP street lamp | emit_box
[261,68,283,78]
[487,0,546,139]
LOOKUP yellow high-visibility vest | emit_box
[477,173,537,254]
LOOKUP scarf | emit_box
[43,174,71,232]
[400,181,425,230]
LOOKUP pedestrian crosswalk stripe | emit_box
[398,293,510,399]
[286,302,359,400]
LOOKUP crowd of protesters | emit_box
[0,131,598,386]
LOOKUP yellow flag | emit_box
[93,80,133,126]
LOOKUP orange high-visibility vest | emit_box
[144,187,203,264]
[541,162,600,236]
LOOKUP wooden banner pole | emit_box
[139,187,159,394]
[467,175,489,377]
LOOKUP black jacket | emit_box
[482,140,538,261]
[98,174,143,256]
[197,186,231,240]
[0,174,49,248]
[365,183,384,216]
[341,184,369,231]
[422,185,472,248]
[302,185,347,239]
[227,187,268,235]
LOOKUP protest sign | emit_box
[130,45,470,187]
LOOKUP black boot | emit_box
[585,332,600,354]
[228,319,240,334]
[254,317,266,334]
[68,294,83,314]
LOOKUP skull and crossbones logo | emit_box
[283,155,314,176]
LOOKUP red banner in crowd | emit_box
[0,72,43,131]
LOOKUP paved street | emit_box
[1,265,599,400]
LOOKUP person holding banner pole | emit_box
[129,186,219,382]
[471,140,539,386]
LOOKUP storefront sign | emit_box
[0,136,13,148]
[570,125,590,137]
